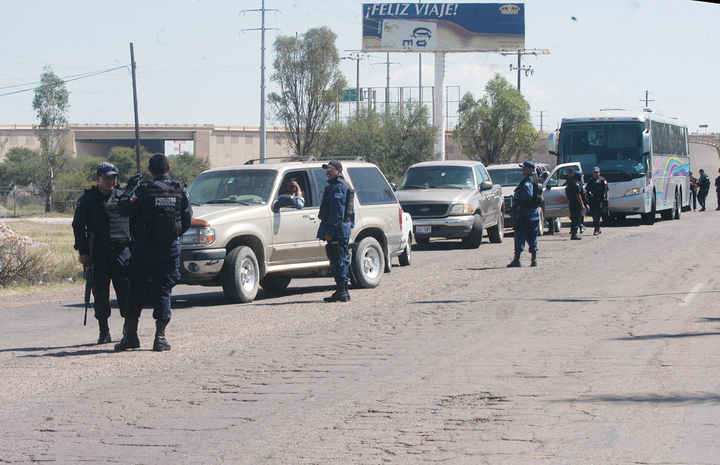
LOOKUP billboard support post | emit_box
[434,52,446,160]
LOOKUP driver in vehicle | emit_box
[278,177,304,209]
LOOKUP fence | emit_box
[0,186,82,217]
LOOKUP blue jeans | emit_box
[514,216,539,253]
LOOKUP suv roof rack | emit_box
[244,156,315,165]
[312,156,366,162]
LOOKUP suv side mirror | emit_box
[272,194,297,212]
[480,180,493,191]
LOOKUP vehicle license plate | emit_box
[416,225,431,234]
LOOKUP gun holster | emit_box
[326,241,341,261]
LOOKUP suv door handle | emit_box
[306,214,316,220]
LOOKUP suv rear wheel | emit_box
[352,236,385,288]
[222,246,259,303]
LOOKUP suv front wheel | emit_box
[352,236,385,288]
[222,245,260,303]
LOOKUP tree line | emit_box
[3,27,539,212]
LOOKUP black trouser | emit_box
[92,246,131,320]
[126,241,181,321]
[588,201,603,230]
[691,190,697,210]
[698,189,708,209]
[569,204,583,236]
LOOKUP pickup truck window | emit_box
[188,169,277,206]
[398,166,474,190]
[346,167,397,205]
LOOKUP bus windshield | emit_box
[560,122,646,182]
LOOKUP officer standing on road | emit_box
[697,169,710,211]
[507,161,540,268]
[565,167,586,240]
[714,168,720,210]
[317,160,355,302]
[114,154,192,351]
[585,167,609,235]
[72,162,132,344]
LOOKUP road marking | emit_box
[679,283,704,307]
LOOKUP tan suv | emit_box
[179,158,405,303]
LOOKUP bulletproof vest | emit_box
[336,177,355,224]
[104,188,131,244]
[514,176,542,209]
[138,180,184,242]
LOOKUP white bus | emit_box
[547,108,690,224]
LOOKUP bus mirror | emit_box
[642,132,651,154]
[548,130,560,155]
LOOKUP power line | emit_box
[0,65,128,97]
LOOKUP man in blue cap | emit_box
[72,162,132,343]
[508,160,541,267]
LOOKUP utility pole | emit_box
[129,43,141,173]
[373,54,399,114]
[240,0,278,163]
[342,53,369,115]
[641,90,654,108]
[500,49,550,92]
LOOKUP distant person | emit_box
[715,168,720,210]
[565,167,586,240]
[278,177,305,209]
[71,162,132,344]
[689,172,698,211]
[697,169,710,211]
[585,167,609,235]
[507,161,541,267]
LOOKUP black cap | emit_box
[321,160,342,171]
[96,162,119,177]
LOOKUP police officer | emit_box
[565,167,586,240]
[72,162,132,344]
[317,160,355,302]
[697,169,710,211]
[114,154,192,351]
[585,166,609,235]
[507,161,541,267]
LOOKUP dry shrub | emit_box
[0,243,51,287]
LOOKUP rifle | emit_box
[83,232,96,326]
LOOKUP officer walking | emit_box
[507,161,541,268]
[114,154,192,351]
[697,169,710,211]
[565,167,586,240]
[72,162,132,344]
[585,166,609,235]
[317,160,355,302]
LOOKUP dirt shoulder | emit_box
[0,285,82,310]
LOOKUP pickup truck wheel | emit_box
[398,240,412,266]
[222,246,259,303]
[352,237,385,288]
[462,214,483,249]
[259,275,292,292]
[487,212,504,243]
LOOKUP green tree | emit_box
[168,152,211,185]
[268,27,347,157]
[319,102,437,183]
[106,145,153,183]
[0,147,45,186]
[33,66,71,212]
[454,73,538,166]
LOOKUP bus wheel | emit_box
[673,189,681,220]
[642,194,656,225]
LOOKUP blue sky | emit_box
[1,0,718,134]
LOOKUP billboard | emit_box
[362,3,525,52]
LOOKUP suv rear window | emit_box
[346,167,397,205]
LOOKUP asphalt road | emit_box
[1,144,719,464]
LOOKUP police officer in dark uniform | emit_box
[317,160,355,302]
[585,166,609,235]
[507,161,541,267]
[114,154,192,351]
[72,162,132,344]
[565,167,586,240]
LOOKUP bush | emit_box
[0,243,51,287]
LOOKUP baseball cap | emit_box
[519,161,535,170]
[322,160,343,171]
[96,162,119,177]
[593,166,600,172]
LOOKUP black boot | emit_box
[97,318,112,344]
[324,280,350,302]
[153,319,171,352]
[530,252,537,267]
[114,318,140,351]
[507,250,521,267]
[343,281,351,301]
